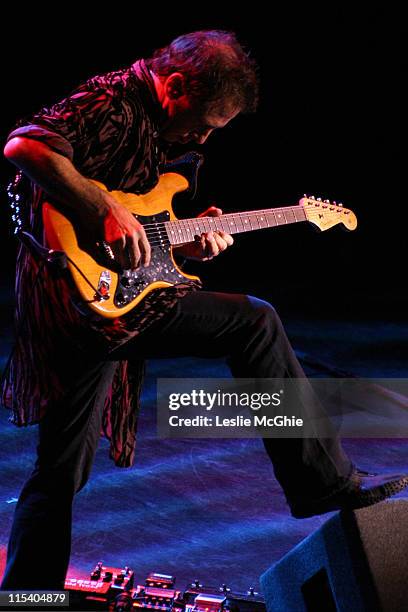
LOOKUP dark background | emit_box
[1,6,406,320]
[0,6,407,596]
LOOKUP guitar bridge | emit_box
[95,270,111,301]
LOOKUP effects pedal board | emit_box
[64,565,266,611]
[64,562,134,609]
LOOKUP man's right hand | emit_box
[4,138,151,272]
[77,192,151,271]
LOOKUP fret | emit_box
[181,218,192,243]
[199,218,209,234]
[274,209,286,225]
[212,216,223,232]
[176,218,185,244]
[248,214,259,230]
[207,217,216,232]
[194,218,204,234]
[191,219,202,237]
[183,219,194,240]
[185,218,194,243]
[282,208,296,224]
[170,224,183,245]
[256,213,269,229]
[241,215,251,232]
[184,219,193,242]
[210,217,220,233]
[202,217,212,233]
[192,218,203,235]
[225,214,237,233]
[220,216,229,233]
[232,214,245,233]
[294,207,307,222]
[222,215,233,232]
[265,211,277,227]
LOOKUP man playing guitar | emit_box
[2,30,407,590]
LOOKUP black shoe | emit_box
[290,469,408,519]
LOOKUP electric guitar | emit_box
[42,172,357,318]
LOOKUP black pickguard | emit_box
[113,210,186,308]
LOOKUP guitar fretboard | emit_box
[165,205,307,245]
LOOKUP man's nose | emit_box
[194,129,213,144]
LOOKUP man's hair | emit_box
[145,30,259,114]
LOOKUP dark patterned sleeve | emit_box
[6,124,75,159]
[6,80,132,172]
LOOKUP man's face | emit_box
[160,93,240,145]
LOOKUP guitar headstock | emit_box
[300,195,357,231]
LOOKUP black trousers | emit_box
[0,291,353,590]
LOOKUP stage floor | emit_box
[1,312,407,595]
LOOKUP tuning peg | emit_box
[303,193,308,198]
[310,195,315,200]
[317,197,322,201]
[338,202,343,207]
[324,199,330,203]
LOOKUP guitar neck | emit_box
[166,205,307,245]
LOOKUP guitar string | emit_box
[147,225,350,245]
[142,223,350,241]
[138,208,349,230]
[137,203,347,225]
[142,213,352,245]
[142,211,349,233]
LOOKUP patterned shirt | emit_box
[2,60,198,467]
